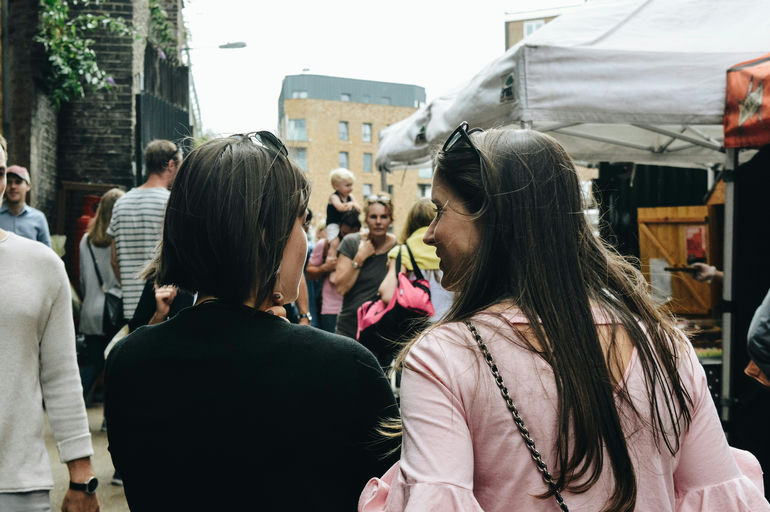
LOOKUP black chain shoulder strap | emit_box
[464,320,569,512]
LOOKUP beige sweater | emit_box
[0,232,93,492]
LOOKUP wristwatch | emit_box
[352,260,361,270]
[299,312,312,322]
[69,476,99,495]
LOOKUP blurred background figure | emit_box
[0,165,52,247]
[379,198,452,322]
[326,167,361,243]
[334,195,397,339]
[306,210,362,332]
[78,188,125,399]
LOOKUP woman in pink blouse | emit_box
[359,124,770,512]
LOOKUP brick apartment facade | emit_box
[278,74,431,236]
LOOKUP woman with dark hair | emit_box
[334,195,397,339]
[359,124,769,511]
[104,133,399,511]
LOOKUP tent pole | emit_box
[721,148,738,424]
[380,167,388,194]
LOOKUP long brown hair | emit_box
[87,188,125,247]
[394,128,692,511]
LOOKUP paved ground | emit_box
[45,404,129,512]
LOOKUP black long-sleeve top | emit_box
[105,300,399,511]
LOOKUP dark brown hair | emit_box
[397,128,692,511]
[156,135,309,308]
[145,139,182,175]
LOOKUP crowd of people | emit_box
[1,124,770,511]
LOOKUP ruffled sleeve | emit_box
[359,328,487,511]
[674,347,770,511]
[359,462,485,512]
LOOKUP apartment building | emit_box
[278,74,428,236]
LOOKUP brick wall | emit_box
[58,0,137,190]
[29,92,58,219]
[4,0,39,171]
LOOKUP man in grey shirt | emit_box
[0,146,98,510]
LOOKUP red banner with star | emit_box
[724,54,770,149]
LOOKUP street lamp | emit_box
[218,42,246,49]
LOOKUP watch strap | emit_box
[69,476,98,494]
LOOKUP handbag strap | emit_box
[464,320,569,512]
[395,243,425,281]
[85,237,105,289]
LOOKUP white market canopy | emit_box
[377,0,770,170]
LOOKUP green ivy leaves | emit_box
[35,0,177,108]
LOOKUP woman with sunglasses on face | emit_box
[103,133,399,511]
[359,124,769,512]
[334,195,398,339]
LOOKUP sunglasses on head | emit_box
[231,130,289,172]
[367,194,391,204]
[443,121,485,166]
[233,130,288,156]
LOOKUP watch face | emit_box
[87,476,99,493]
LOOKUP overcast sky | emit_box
[184,0,583,136]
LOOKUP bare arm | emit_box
[110,239,120,284]
[62,457,99,512]
[378,259,399,305]
[330,193,348,212]
[335,253,359,296]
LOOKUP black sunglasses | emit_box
[443,121,484,155]
[234,130,288,156]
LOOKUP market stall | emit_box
[375,0,770,432]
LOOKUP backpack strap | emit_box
[403,243,425,281]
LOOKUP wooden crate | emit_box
[638,205,721,315]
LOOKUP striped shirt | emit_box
[107,187,169,318]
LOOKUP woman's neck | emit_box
[369,232,388,249]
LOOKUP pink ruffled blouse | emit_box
[360,309,769,511]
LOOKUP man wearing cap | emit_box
[0,147,99,510]
[0,165,52,247]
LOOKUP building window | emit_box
[363,153,373,173]
[339,151,349,169]
[338,121,349,141]
[287,119,306,141]
[418,184,432,198]
[362,123,372,142]
[340,93,351,102]
[418,167,433,179]
[381,96,391,105]
[291,90,308,99]
[387,184,394,195]
[362,183,373,197]
[524,19,545,37]
[289,147,307,171]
